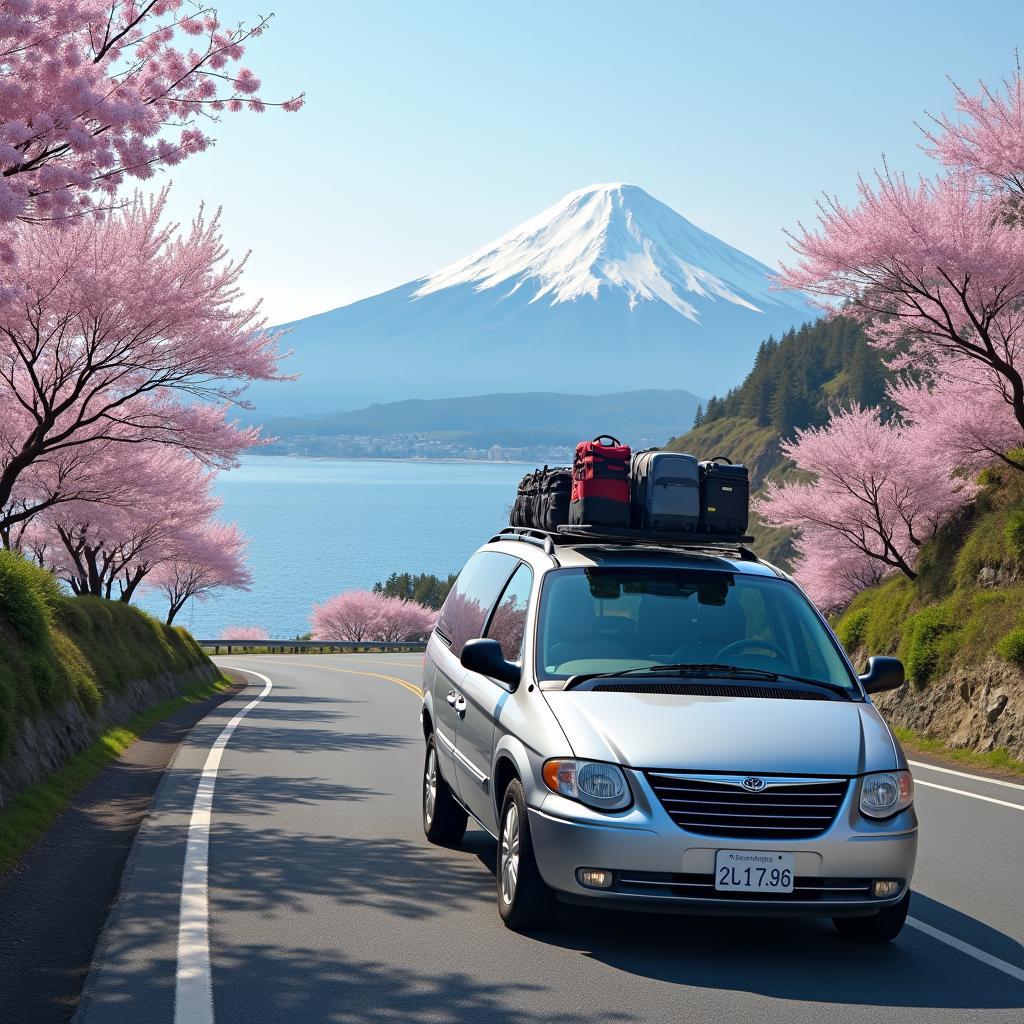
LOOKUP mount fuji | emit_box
[248,184,818,417]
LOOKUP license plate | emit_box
[714,850,795,893]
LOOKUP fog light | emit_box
[577,868,613,889]
[872,879,902,897]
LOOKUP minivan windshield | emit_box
[536,567,856,690]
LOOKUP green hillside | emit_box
[668,317,891,567]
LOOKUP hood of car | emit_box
[542,691,898,775]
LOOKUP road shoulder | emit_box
[0,673,245,1024]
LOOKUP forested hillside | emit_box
[668,317,890,565]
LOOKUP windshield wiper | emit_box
[566,663,856,698]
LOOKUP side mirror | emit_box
[460,638,521,689]
[859,656,905,695]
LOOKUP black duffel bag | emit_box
[510,466,571,531]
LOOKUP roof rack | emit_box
[493,525,758,561]
[490,527,560,565]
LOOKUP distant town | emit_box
[260,433,577,463]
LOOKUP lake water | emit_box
[136,456,526,638]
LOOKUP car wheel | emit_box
[496,778,555,930]
[422,735,467,845]
[833,891,910,942]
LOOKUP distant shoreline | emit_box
[247,452,537,466]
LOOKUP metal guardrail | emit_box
[199,639,428,655]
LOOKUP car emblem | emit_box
[741,777,766,792]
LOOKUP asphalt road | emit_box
[74,655,1024,1024]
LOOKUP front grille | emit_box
[615,871,876,903]
[647,774,848,839]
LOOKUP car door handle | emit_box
[454,696,467,717]
[446,690,457,707]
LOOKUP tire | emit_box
[422,735,467,845]
[833,891,910,942]
[496,778,556,931]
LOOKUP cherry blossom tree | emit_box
[923,70,1024,204]
[790,525,893,613]
[32,446,220,599]
[889,354,1024,473]
[218,625,269,641]
[0,1,302,256]
[311,590,383,642]
[148,519,250,624]
[374,596,436,642]
[0,189,288,536]
[311,590,436,642]
[778,170,1024,440]
[756,405,974,582]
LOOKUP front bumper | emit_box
[528,772,918,917]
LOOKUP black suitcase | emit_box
[631,450,701,531]
[699,456,749,535]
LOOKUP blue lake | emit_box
[137,456,526,638]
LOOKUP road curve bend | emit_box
[74,655,1024,1024]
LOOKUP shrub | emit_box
[836,608,871,652]
[1005,507,1024,564]
[899,605,956,687]
[954,512,1015,589]
[995,626,1024,666]
[0,551,61,648]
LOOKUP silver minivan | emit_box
[420,528,917,939]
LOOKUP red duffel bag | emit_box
[569,434,632,527]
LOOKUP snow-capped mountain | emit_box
[248,184,817,417]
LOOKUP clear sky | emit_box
[160,0,1024,324]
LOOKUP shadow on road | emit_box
[525,891,1024,1010]
[133,945,638,1024]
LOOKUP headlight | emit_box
[542,758,631,811]
[859,770,914,819]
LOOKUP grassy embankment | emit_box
[0,550,228,873]
[831,466,1024,774]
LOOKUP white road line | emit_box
[916,778,1024,812]
[907,917,1024,984]
[175,670,273,1024]
[908,759,1024,791]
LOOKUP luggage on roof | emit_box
[699,456,750,535]
[630,450,701,532]
[569,435,632,528]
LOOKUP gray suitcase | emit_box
[631,451,701,532]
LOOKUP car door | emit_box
[455,561,533,832]
[432,551,518,799]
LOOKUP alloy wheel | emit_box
[424,746,437,825]
[500,802,520,905]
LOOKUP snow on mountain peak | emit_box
[413,183,786,321]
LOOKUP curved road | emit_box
[75,656,1024,1024]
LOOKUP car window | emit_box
[436,551,518,657]
[485,562,533,661]
[536,567,855,688]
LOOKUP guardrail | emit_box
[198,639,428,655]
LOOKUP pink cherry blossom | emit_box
[778,170,1024,436]
[756,404,974,583]
[311,591,385,643]
[0,189,289,535]
[0,1,302,250]
[218,625,269,641]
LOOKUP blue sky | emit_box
[161,1,1024,324]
